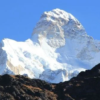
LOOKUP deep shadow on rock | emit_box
[0,64,100,100]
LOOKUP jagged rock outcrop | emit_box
[0,64,100,100]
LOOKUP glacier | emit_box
[0,8,100,83]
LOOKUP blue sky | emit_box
[0,0,100,41]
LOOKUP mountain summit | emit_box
[0,9,100,83]
[32,9,87,48]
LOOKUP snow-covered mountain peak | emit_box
[31,9,87,48]
[0,9,100,83]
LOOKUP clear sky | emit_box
[0,0,100,41]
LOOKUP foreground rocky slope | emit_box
[0,63,100,100]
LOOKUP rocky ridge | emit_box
[0,64,100,100]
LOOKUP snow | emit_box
[0,8,100,83]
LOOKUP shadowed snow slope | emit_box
[0,9,100,83]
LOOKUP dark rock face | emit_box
[0,64,100,100]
